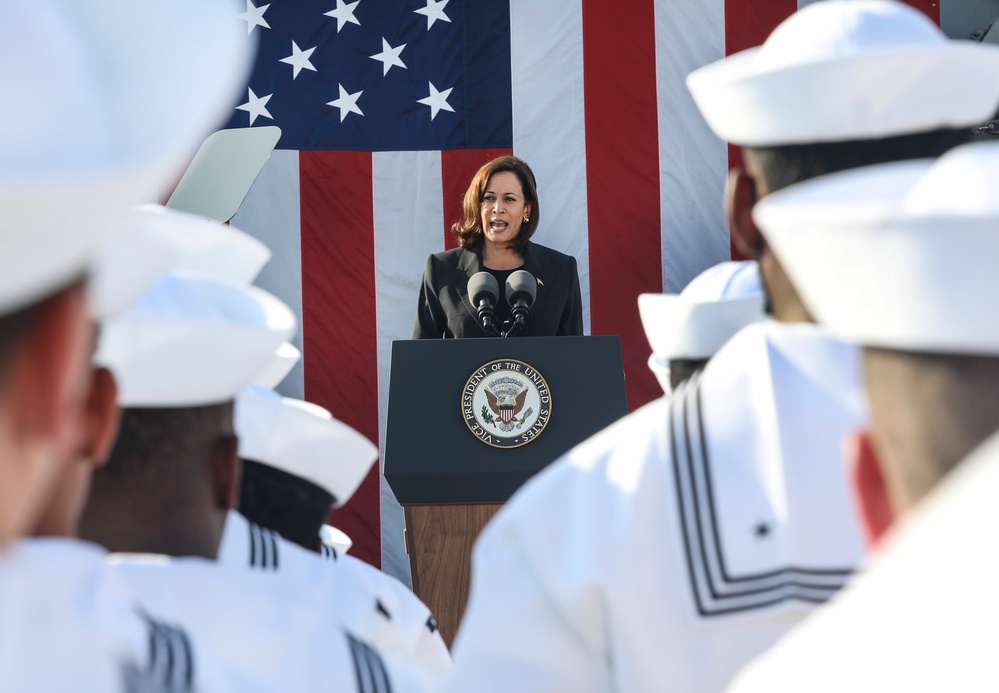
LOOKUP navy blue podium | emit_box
[384,335,628,645]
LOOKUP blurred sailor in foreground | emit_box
[730,141,999,692]
[225,384,452,683]
[444,2,999,691]
[0,0,248,547]
[639,260,764,394]
[0,0,251,689]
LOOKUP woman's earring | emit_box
[524,217,530,223]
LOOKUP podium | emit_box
[384,336,628,645]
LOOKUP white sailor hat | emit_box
[254,342,302,389]
[0,0,252,317]
[95,272,297,407]
[686,0,999,147]
[753,140,999,354]
[640,260,765,367]
[89,205,272,321]
[235,386,378,507]
[320,524,353,556]
[132,205,271,285]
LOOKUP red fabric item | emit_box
[300,151,382,568]
[583,0,663,412]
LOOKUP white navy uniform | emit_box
[218,510,451,684]
[729,426,999,692]
[107,550,430,692]
[445,320,868,692]
[2,538,196,692]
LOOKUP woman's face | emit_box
[480,171,532,250]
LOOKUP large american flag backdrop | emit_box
[228,0,939,582]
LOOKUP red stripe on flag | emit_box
[582,0,662,412]
[300,150,381,569]
[441,148,513,249]
[899,0,940,23]
[725,0,798,261]
[725,0,797,56]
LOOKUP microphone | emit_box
[504,270,537,337]
[468,272,501,336]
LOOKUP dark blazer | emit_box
[412,241,584,339]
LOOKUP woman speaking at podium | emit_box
[412,156,583,339]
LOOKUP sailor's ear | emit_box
[6,283,92,464]
[81,367,122,467]
[725,168,763,260]
[210,433,241,512]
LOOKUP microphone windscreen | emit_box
[506,270,537,307]
[468,271,500,306]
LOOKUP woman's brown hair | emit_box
[451,156,540,250]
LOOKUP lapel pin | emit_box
[537,278,544,286]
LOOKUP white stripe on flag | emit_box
[234,149,305,399]
[510,0,591,334]
[373,150,445,583]
[656,0,730,292]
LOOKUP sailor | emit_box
[0,0,251,689]
[729,141,999,691]
[443,2,999,691]
[35,204,272,541]
[0,233,200,691]
[231,386,375,557]
[81,245,435,691]
[223,384,452,684]
[638,260,764,394]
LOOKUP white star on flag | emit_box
[370,38,407,76]
[327,84,364,122]
[417,81,455,120]
[414,0,451,30]
[280,41,317,79]
[238,0,270,35]
[324,0,361,33]
[236,87,273,125]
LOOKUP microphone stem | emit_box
[504,314,527,338]
[478,303,501,336]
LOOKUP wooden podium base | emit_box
[403,503,502,648]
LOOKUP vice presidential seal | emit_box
[462,359,551,448]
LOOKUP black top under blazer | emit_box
[412,241,584,339]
